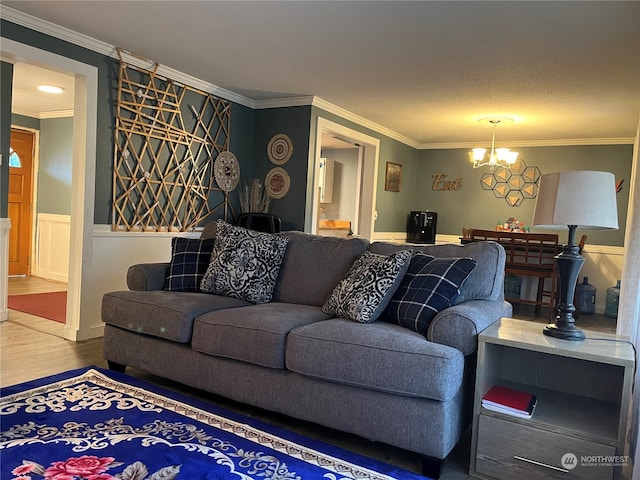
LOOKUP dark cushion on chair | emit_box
[237,213,281,233]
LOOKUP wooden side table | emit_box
[470,318,634,480]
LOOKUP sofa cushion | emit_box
[370,240,506,304]
[286,319,464,401]
[164,237,215,292]
[272,232,369,306]
[385,255,477,335]
[101,290,250,343]
[322,250,411,323]
[192,303,331,369]
[200,220,289,304]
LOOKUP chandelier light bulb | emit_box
[471,148,486,162]
[469,118,519,169]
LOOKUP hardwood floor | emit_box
[6,276,67,338]
[1,276,620,480]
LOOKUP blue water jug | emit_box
[575,277,596,315]
[504,275,522,299]
[605,280,621,319]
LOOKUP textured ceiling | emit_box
[3,1,639,147]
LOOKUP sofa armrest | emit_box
[127,263,170,291]
[426,300,513,356]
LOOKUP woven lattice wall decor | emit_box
[112,51,235,231]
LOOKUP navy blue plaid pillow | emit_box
[385,254,477,335]
[164,237,215,292]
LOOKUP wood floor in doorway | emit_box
[6,276,67,338]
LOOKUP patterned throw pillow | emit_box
[164,237,215,292]
[322,250,412,323]
[386,254,477,335]
[200,220,289,304]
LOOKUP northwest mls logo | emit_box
[561,452,630,469]
[561,453,578,470]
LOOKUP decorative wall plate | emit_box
[214,151,240,192]
[265,167,290,199]
[267,134,293,165]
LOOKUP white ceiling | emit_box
[11,62,75,118]
[3,1,639,147]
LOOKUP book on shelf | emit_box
[481,385,537,418]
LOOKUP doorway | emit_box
[309,118,380,240]
[7,128,35,276]
[2,37,98,341]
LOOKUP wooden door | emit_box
[8,129,34,276]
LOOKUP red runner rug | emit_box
[7,291,67,323]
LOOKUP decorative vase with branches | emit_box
[239,178,271,214]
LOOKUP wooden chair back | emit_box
[468,229,560,319]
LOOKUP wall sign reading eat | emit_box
[432,173,462,191]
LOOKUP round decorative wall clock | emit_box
[265,167,290,199]
[267,134,293,165]
[213,151,240,192]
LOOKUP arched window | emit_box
[8,147,21,168]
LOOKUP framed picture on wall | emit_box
[385,162,402,192]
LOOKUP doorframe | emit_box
[2,38,98,341]
[307,117,380,240]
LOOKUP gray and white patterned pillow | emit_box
[200,220,289,304]
[322,250,411,323]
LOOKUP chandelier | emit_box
[469,118,519,169]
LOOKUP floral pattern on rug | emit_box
[0,369,424,480]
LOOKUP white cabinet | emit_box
[318,157,334,203]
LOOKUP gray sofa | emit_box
[102,228,511,476]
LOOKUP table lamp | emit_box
[532,171,618,340]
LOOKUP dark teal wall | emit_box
[416,145,632,246]
[375,139,419,232]
[2,19,118,225]
[12,113,40,130]
[1,19,256,228]
[226,103,256,217]
[310,106,420,232]
[253,106,311,231]
[0,62,13,218]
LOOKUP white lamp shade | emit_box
[532,171,619,230]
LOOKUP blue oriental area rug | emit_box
[0,367,428,480]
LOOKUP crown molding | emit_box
[11,107,74,119]
[420,137,635,149]
[1,6,256,109]
[39,109,74,119]
[254,96,315,109]
[254,95,421,148]
[1,6,113,57]
[311,97,421,149]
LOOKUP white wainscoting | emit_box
[0,218,11,321]
[372,231,624,315]
[36,213,71,282]
[80,226,200,339]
